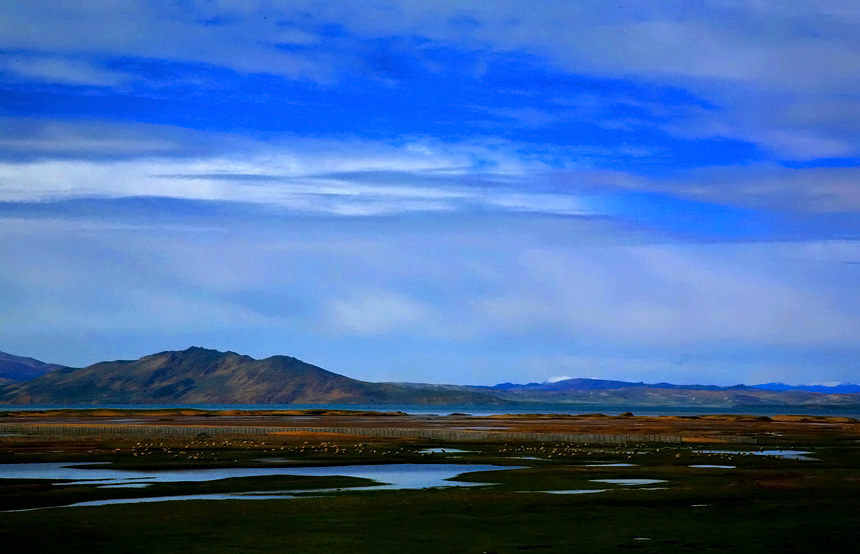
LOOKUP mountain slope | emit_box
[0,351,67,383]
[0,347,503,405]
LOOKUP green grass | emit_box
[0,474,378,511]
[2,484,858,554]
[2,437,859,553]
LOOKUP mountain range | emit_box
[478,380,860,408]
[1,347,858,408]
[0,348,501,405]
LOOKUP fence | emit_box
[0,423,756,444]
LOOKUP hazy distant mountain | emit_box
[489,378,750,393]
[0,347,503,405]
[492,378,646,391]
[752,382,860,394]
[475,377,860,408]
[0,351,67,383]
[489,377,860,396]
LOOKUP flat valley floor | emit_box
[1,409,858,553]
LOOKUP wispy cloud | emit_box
[4,2,860,162]
[2,2,859,385]
[2,213,858,382]
[470,242,860,346]
[0,125,603,216]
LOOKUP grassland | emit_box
[1,409,858,553]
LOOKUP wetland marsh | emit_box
[1,409,858,553]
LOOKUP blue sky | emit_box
[1,1,859,386]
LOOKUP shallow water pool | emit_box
[1,461,518,488]
[694,449,815,461]
[590,478,667,486]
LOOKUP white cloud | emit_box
[0,1,336,82]
[655,165,860,213]
[2,1,860,384]
[3,117,860,220]
[0,54,134,87]
[2,212,858,383]
[322,289,437,336]
[4,1,860,160]
[0,124,607,217]
[4,118,860,219]
[468,241,860,347]
[0,117,245,158]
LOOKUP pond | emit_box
[541,489,608,495]
[590,478,667,486]
[1,461,522,509]
[694,449,816,461]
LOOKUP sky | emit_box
[1,1,859,387]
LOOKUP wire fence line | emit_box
[0,424,757,444]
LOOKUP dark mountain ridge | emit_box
[0,348,858,408]
[0,347,503,405]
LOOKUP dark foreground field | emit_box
[1,409,859,553]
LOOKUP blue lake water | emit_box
[693,449,816,460]
[541,489,608,495]
[591,478,667,486]
[1,461,524,510]
[0,461,518,489]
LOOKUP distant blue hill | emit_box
[490,378,859,394]
[0,351,68,382]
[489,378,752,392]
[752,383,860,394]
[492,378,646,391]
